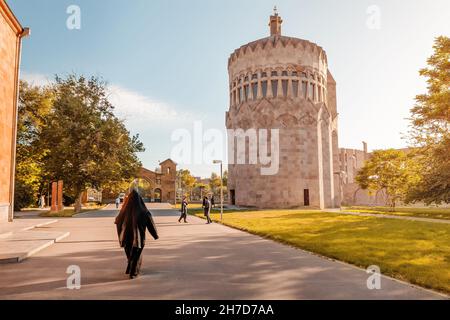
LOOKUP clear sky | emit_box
[8,0,450,178]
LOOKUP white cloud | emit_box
[20,72,53,86]
[20,72,191,124]
[107,84,186,123]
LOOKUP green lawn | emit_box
[192,209,450,294]
[344,206,450,220]
[40,204,105,217]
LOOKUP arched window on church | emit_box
[244,84,250,102]
[302,81,308,99]
[282,80,288,97]
[292,80,299,98]
[271,80,278,98]
[252,82,258,100]
[238,87,242,104]
[261,81,268,98]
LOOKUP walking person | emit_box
[115,197,120,209]
[115,190,159,279]
[178,196,188,223]
[203,196,212,224]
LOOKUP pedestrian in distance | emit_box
[178,196,188,223]
[203,196,213,224]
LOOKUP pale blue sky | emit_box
[8,0,450,177]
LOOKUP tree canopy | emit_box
[15,74,144,212]
[407,36,450,205]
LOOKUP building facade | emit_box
[138,159,177,204]
[226,12,340,209]
[0,0,28,222]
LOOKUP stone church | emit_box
[226,11,340,209]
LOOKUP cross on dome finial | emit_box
[273,5,278,16]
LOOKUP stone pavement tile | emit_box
[0,228,69,264]
[0,219,57,238]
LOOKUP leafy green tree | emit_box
[408,36,450,205]
[39,74,144,212]
[356,149,421,210]
[14,81,53,210]
[178,169,196,200]
[209,172,221,197]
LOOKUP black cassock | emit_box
[114,190,159,278]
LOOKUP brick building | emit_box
[137,159,177,204]
[0,0,29,222]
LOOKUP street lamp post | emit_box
[213,160,223,221]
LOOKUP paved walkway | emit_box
[0,207,445,300]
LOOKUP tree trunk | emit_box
[74,193,82,213]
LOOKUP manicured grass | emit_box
[173,203,204,209]
[344,206,450,220]
[193,209,450,294]
[40,205,105,217]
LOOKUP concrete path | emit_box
[0,208,445,300]
[0,219,69,264]
[327,209,450,224]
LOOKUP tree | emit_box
[407,36,450,205]
[209,172,221,197]
[178,169,196,200]
[14,81,54,210]
[355,149,420,210]
[39,74,144,212]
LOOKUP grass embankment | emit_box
[40,204,106,217]
[344,206,450,220]
[192,209,450,294]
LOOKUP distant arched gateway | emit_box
[138,159,177,204]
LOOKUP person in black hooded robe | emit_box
[115,189,159,279]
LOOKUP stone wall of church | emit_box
[226,35,340,209]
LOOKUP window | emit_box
[233,90,236,105]
[282,80,288,97]
[292,71,298,77]
[318,86,322,102]
[252,73,258,80]
[156,178,161,185]
[271,80,278,97]
[309,83,314,100]
[282,71,288,76]
[238,78,242,84]
[244,85,249,102]
[261,81,268,98]
[244,76,249,82]
[271,71,278,77]
[261,72,267,78]
[238,87,242,103]
[302,81,308,98]
[251,82,258,100]
[301,72,307,78]
[292,80,299,97]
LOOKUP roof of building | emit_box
[0,0,24,35]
